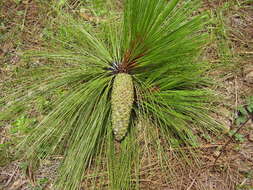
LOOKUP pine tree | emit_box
[0,0,223,189]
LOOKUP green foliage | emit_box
[36,96,51,114]
[0,115,37,166]
[19,161,29,172]
[236,96,253,126]
[27,177,49,190]
[236,184,253,190]
[10,115,36,134]
[246,96,253,113]
[0,0,223,189]
[231,96,253,144]
[0,141,13,167]
[12,0,22,4]
[83,0,112,16]
[210,1,234,66]
[228,130,246,143]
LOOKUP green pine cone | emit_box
[111,73,134,141]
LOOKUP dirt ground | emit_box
[0,0,252,190]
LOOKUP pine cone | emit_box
[111,73,134,141]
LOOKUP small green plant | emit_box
[228,130,246,143]
[12,0,22,4]
[201,133,212,142]
[10,115,36,134]
[36,96,51,114]
[236,184,253,190]
[28,177,49,190]
[0,116,36,166]
[19,161,29,172]
[0,141,14,167]
[246,96,253,113]
[236,96,253,126]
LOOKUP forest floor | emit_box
[0,0,253,190]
